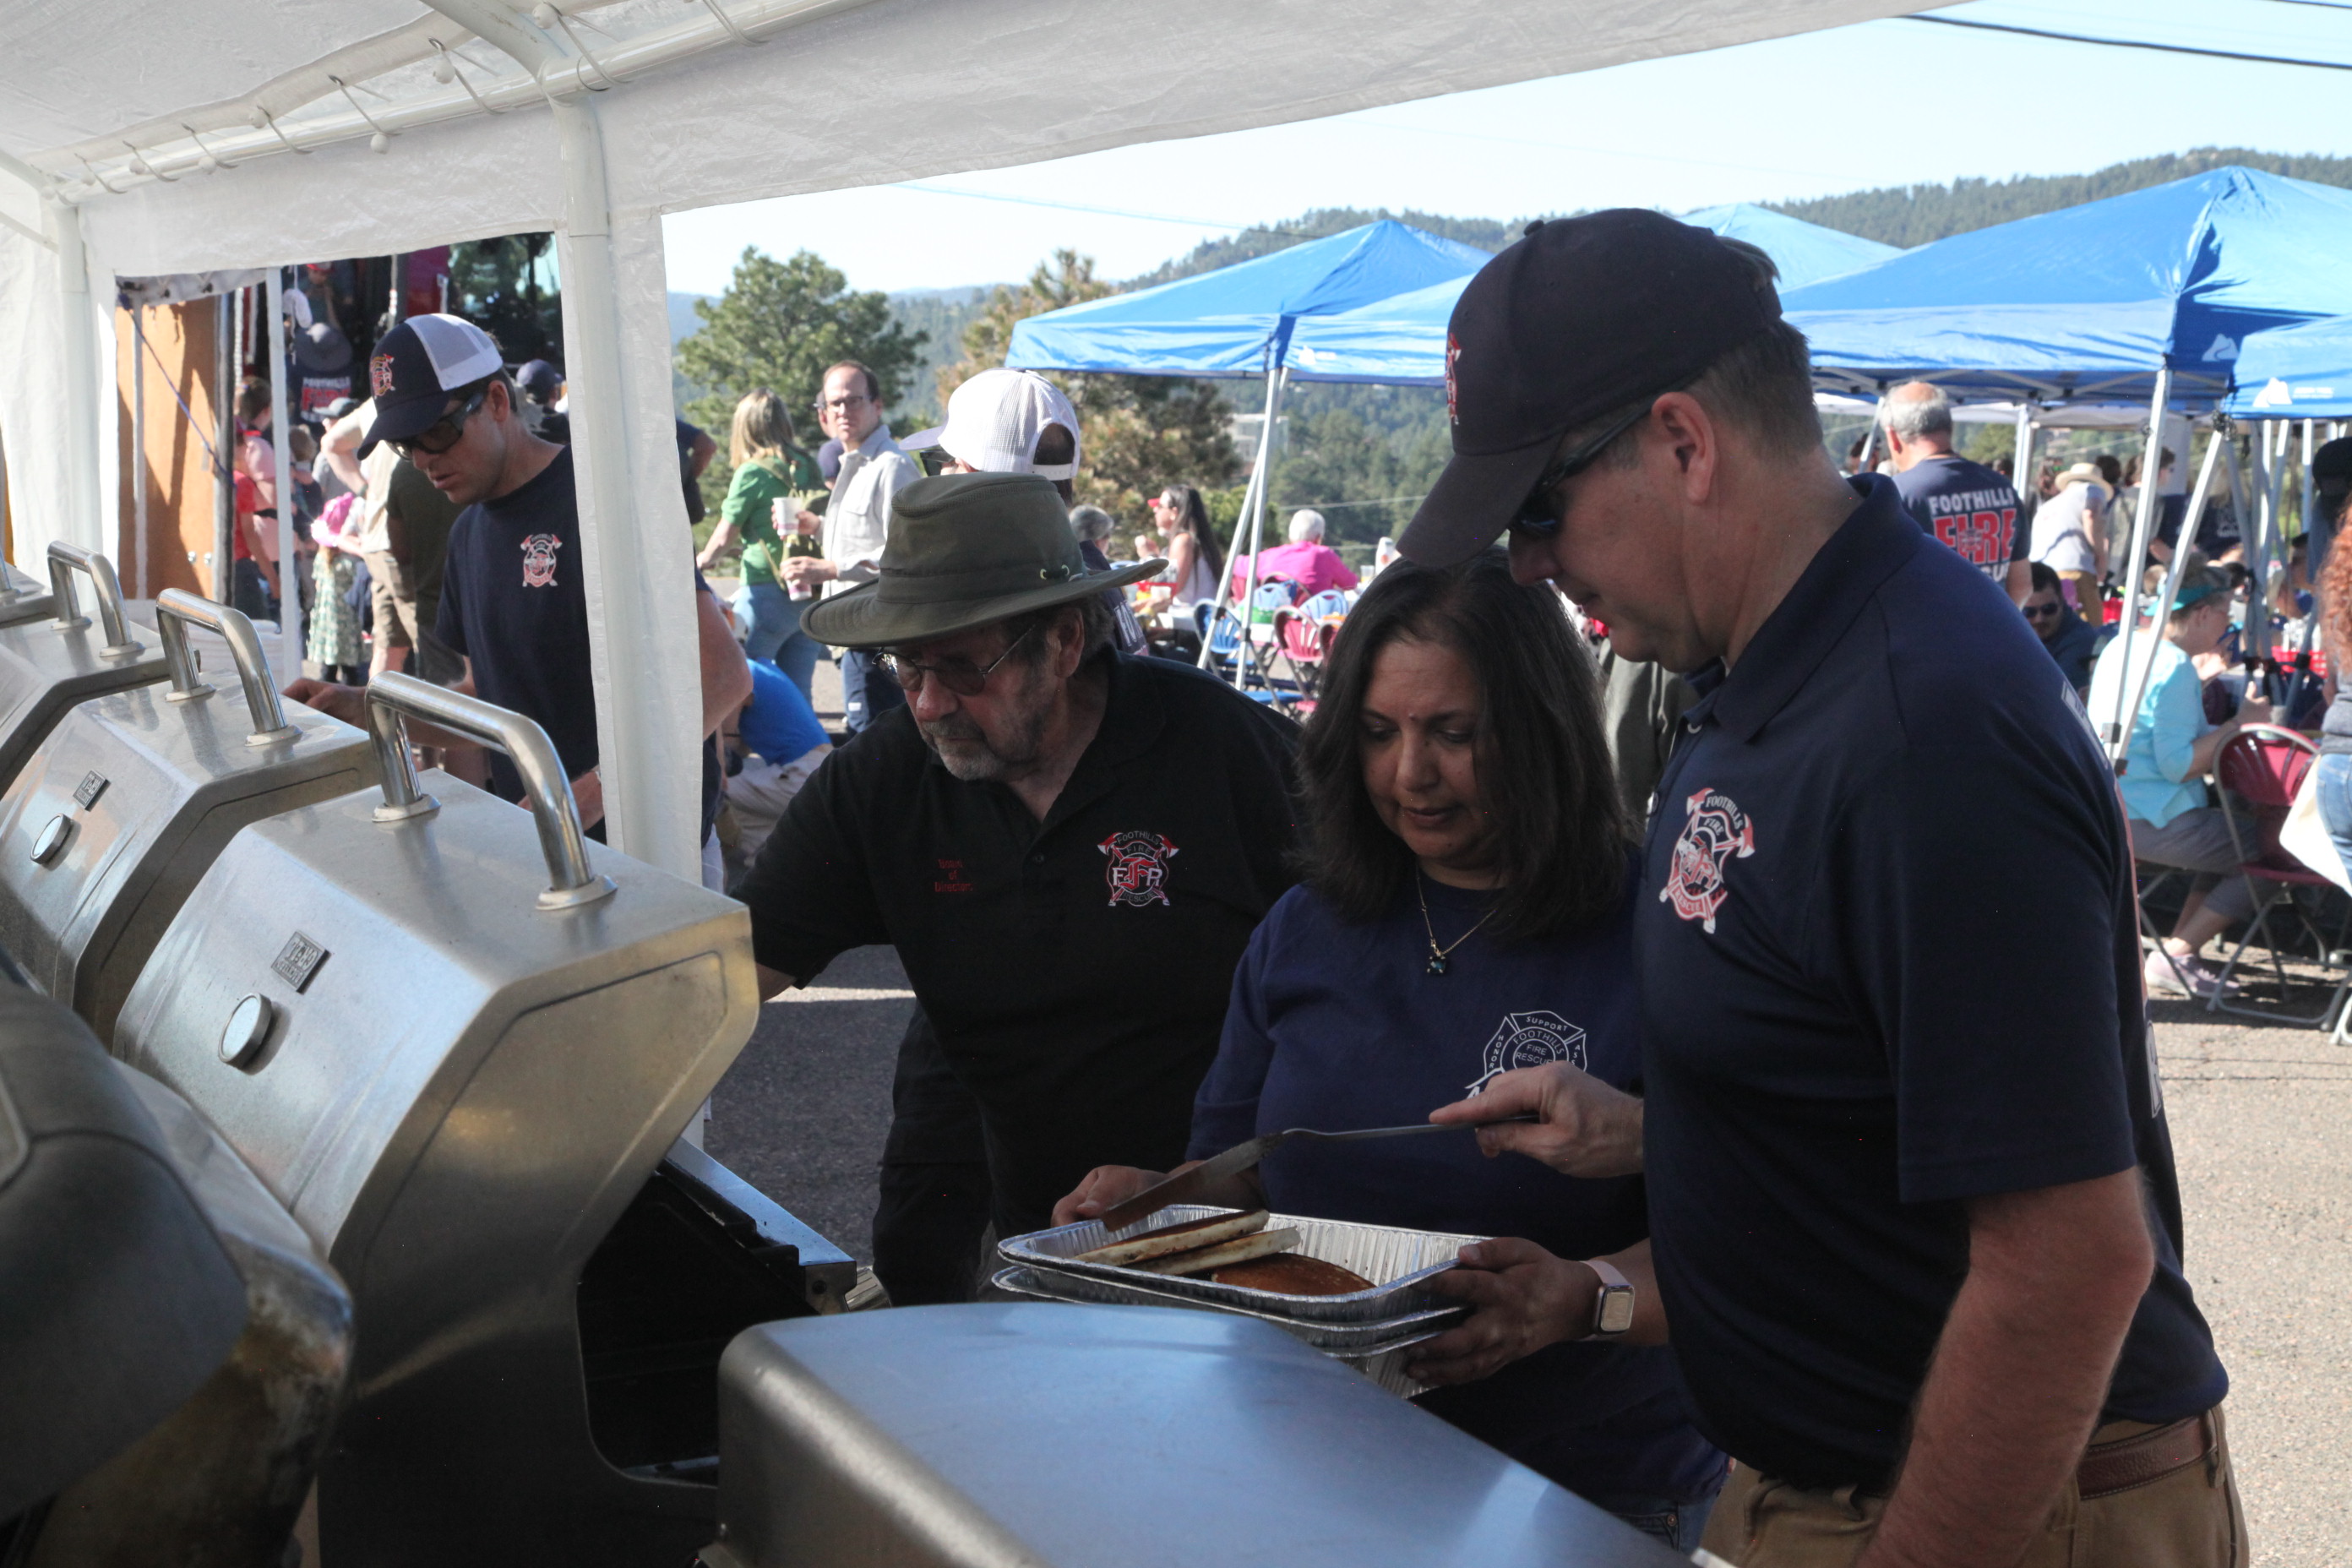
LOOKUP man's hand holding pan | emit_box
[1428,1062,1645,1179]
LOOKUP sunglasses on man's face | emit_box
[881,624,1036,698]
[389,389,488,459]
[1507,400,1662,540]
[2023,601,2064,619]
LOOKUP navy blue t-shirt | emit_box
[1639,475,2225,1490]
[437,446,723,830]
[437,448,598,803]
[1892,452,2026,582]
[1191,877,1723,1508]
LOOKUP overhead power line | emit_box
[1905,14,2352,71]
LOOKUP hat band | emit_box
[878,559,1086,605]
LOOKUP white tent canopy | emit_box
[2,0,1925,876]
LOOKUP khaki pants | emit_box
[362,550,422,650]
[1701,1408,2246,1568]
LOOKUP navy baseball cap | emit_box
[517,358,563,403]
[1398,210,1784,566]
[358,314,504,458]
[2315,436,2352,506]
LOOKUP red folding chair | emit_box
[2207,724,2352,1024]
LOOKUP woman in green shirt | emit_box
[700,389,825,700]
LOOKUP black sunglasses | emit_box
[389,389,488,459]
[1508,397,1669,538]
[2023,602,2064,618]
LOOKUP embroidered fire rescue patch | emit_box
[368,353,395,396]
[1465,1010,1587,1096]
[1098,830,1177,907]
[520,532,562,588]
[1661,787,1754,934]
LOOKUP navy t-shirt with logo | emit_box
[436,447,598,803]
[436,446,725,829]
[1892,452,2026,582]
[737,651,1302,1235]
[1639,475,2225,1490]
[1190,875,1723,1508]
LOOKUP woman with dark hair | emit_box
[1152,483,1226,618]
[1054,550,1723,1549]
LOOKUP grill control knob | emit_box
[220,994,275,1068]
[30,815,71,865]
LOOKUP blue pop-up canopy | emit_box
[1004,220,1490,378]
[1783,166,2352,403]
[1283,206,1897,384]
[2226,314,2352,418]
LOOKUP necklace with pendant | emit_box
[1416,873,1497,977]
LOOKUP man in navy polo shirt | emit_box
[1405,213,2240,1567]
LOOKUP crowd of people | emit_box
[262,201,2324,1567]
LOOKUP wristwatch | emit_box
[1587,1257,1636,1339]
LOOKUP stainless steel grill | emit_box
[0,547,170,792]
[0,590,374,1040]
[112,674,780,1567]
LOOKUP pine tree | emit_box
[942,250,1241,525]
[676,248,928,516]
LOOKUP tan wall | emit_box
[114,297,222,600]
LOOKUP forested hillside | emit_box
[1767,147,2352,248]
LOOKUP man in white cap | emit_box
[288,313,751,859]
[1229,507,1360,601]
[909,367,1146,656]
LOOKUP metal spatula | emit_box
[1094,1116,1536,1233]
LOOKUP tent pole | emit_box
[1197,358,1281,675]
[550,95,703,879]
[213,291,235,602]
[1856,383,1885,472]
[1233,366,1287,690]
[2245,419,2273,666]
[2102,368,2174,760]
[132,306,149,598]
[50,196,102,556]
[265,269,297,681]
[2012,398,2037,573]
[2115,427,2226,770]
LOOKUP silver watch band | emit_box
[1587,1257,1636,1339]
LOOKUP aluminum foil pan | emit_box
[989,1265,1466,1348]
[999,1206,1484,1324]
[990,1268,1446,1397]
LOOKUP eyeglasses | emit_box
[1507,400,1661,538]
[881,624,1035,697]
[2023,602,2064,619]
[389,389,487,459]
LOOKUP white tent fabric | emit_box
[2,0,1926,875]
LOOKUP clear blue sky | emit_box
[662,0,2352,296]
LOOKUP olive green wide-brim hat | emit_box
[803,471,1167,649]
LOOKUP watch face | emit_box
[1598,1284,1636,1337]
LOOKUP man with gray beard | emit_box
[737,473,1301,1251]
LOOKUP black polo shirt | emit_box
[1639,475,2226,1490]
[738,651,1300,1236]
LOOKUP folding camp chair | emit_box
[2206,724,2352,1025]
[1269,589,1348,704]
[1195,601,1279,700]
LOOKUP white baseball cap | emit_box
[905,368,1081,481]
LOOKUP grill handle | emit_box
[364,672,617,912]
[45,542,143,660]
[153,589,301,747]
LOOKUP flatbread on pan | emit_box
[1075,1210,1270,1267]
[1135,1227,1301,1277]
[1210,1254,1373,1296]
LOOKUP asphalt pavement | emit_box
[712,659,2349,1560]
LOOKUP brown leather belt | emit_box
[2077,1412,2215,1500]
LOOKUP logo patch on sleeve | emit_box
[1662,787,1754,934]
[1098,830,1177,906]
